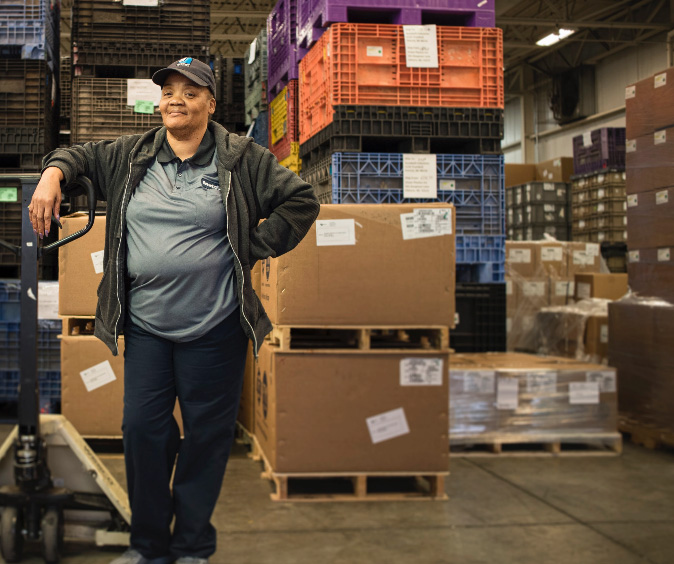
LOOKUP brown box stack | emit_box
[571,171,627,244]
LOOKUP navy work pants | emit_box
[122,309,249,561]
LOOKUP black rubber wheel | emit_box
[41,506,63,564]
[0,506,24,563]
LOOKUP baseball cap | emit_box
[152,57,216,97]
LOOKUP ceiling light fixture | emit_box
[536,28,576,47]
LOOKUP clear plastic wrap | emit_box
[449,352,618,442]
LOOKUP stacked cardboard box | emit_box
[571,170,627,244]
[449,352,619,446]
[254,203,454,473]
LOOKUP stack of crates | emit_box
[506,181,571,241]
[0,0,59,174]
[244,27,268,144]
[69,0,211,145]
[212,56,246,134]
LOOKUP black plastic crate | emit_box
[0,127,55,172]
[572,128,625,175]
[0,59,55,128]
[450,283,506,353]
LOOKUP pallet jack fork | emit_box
[0,175,130,563]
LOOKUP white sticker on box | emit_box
[403,153,437,198]
[557,188,566,198]
[629,250,640,263]
[544,204,555,213]
[439,179,456,191]
[516,192,522,205]
[597,203,605,213]
[555,281,574,297]
[127,79,161,107]
[509,248,531,263]
[654,130,667,145]
[366,45,384,57]
[80,360,117,392]
[625,85,636,99]
[627,194,639,208]
[626,139,637,153]
[658,248,671,262]
[402,25,438,68]
[526,371,557,394]
[597,174,605,184]
[522,281,545,297]
[91,250,105,274]
[37,281,59,320]
[655,72,667,88]
[586,371,616,393]
[496,378,519,410]
[582,132,592,147]
[577,282,591,299]
[400,208,452,240]
[541,246,563,262]
[599,324,609,344]
[123,0,159,6]
[454,312,460,326]
[573,250,591,265]
[460,371,496,394]
[656,190,669,205]
[506,280,513,295]
[543,182,554,191]
[506,318,512,333]
[586,243,600,257]
[578,220,586,229]
[569,381,600,404]
[316,219,356,246]
[400,358,443,386]
[366,408,410,444]
[597,189,605,199]
[248,38,257,64]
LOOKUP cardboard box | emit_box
[254,344,450,473]
[627,247,674,303]
[260,204,456,326]
[61,336,182,437]
[584,315,609,364]
[505,164,536,188]
[535,158,574,183]
[626,188,674,249]
[237,342,256,433]
[625,67,674,139]
[567,242,602,276]
[625,126,674,193]
[58,214,106,316]
[505,241,537,278]
[251,261,261,298]
[574,274,628,301]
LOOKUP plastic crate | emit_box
[0,0,58,62]
[0,319,62,372]
[245,27,268,90]
[213,57,246,129]
[455,234,505,283]
[267,0,301,100]
[451,282,506,353]
[248,110,269,148]
[0,59,55,128]
[0,127,55,172]
[269,80,300,162]
[0,370,60,401]
[572,128,626,175]
[71,77,163,144]
[330,152,505,235]
[60,56,71,120]
[298,0,496,50]
[0,280,21,322]
[299,23,504,143]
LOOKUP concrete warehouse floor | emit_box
[0,436,673,564]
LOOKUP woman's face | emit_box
[159,72,215,135]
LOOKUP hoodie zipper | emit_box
[225,173,258,353]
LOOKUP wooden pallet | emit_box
[255,447,448,502]
[235,422,263,461]
[450,433,623,457]
[619,417,674,451]
[265,325,449,352]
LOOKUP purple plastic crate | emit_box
[298,0,496,49]
[572,127,626,175]
[267,0,303,101]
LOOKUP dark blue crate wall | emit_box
[330,153,505,236]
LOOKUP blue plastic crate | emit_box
[330,153,505,235]
[0,320,62,371]
[0,370,60,401]
[0,0,58,61]
[0,279,21,322]
[248,110,269,148]
[455,235,505,283]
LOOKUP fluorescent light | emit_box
[536,28,576,47]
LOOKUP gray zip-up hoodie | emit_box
[42,121,320,356]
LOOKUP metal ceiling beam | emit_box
[497,17,670,30]
[211,10,269,18]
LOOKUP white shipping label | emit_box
[400,358,443,386]
[248,38,257,64]
[315,219,356,246]
[541,246,563,262]
[439,179,456,191]
[400,208,452,240]
[629,250,640,263]
[366,408,410,444]
[366,45,384,57]
[600,324,609,344]
[597,189,605,199]
[577,282,591,299]
[459,371,496,394]
[578,220,586,229]
[627,194,639,208]
[555,281,574,297]
[506,318,512,333]
[544,204,555,213]
[37,281,59,320]
[656,190,669,205]
[658,248,671,262]
[625,85,636,99]
[123,0,158,5]
[586,371,616,394]
[655,72,667,88]
[597,203,605,213]
[506,280,513,295]
[91,250,105,274]
[543,182,555,191]
[586,243,600,257]
[569,381,600,405]
[80,360,117,392]
[126,79,161,106]
[403,153,437,198]
[573,250,591,265]
[597,174,605,184]
[402,25,439,68]
[526,372,557,394]
[626,139,637,153]
[509,248,532,263]
[523,282,545,297]
[454,312,460,326]
[582,132,592,147]
[654,130,667,145]
[496,378,519,410]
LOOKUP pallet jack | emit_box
[0,174,130,563]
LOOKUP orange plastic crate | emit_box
[299,23,503,144]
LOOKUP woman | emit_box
[29,57,320,564]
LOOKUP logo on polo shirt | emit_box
[201,173,219,190]
[177,57,193,67]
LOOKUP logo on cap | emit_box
[177,57,193,67]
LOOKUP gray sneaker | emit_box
[110,549,148,564]
[175,559,208,564]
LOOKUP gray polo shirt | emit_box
[125,129,238,342]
